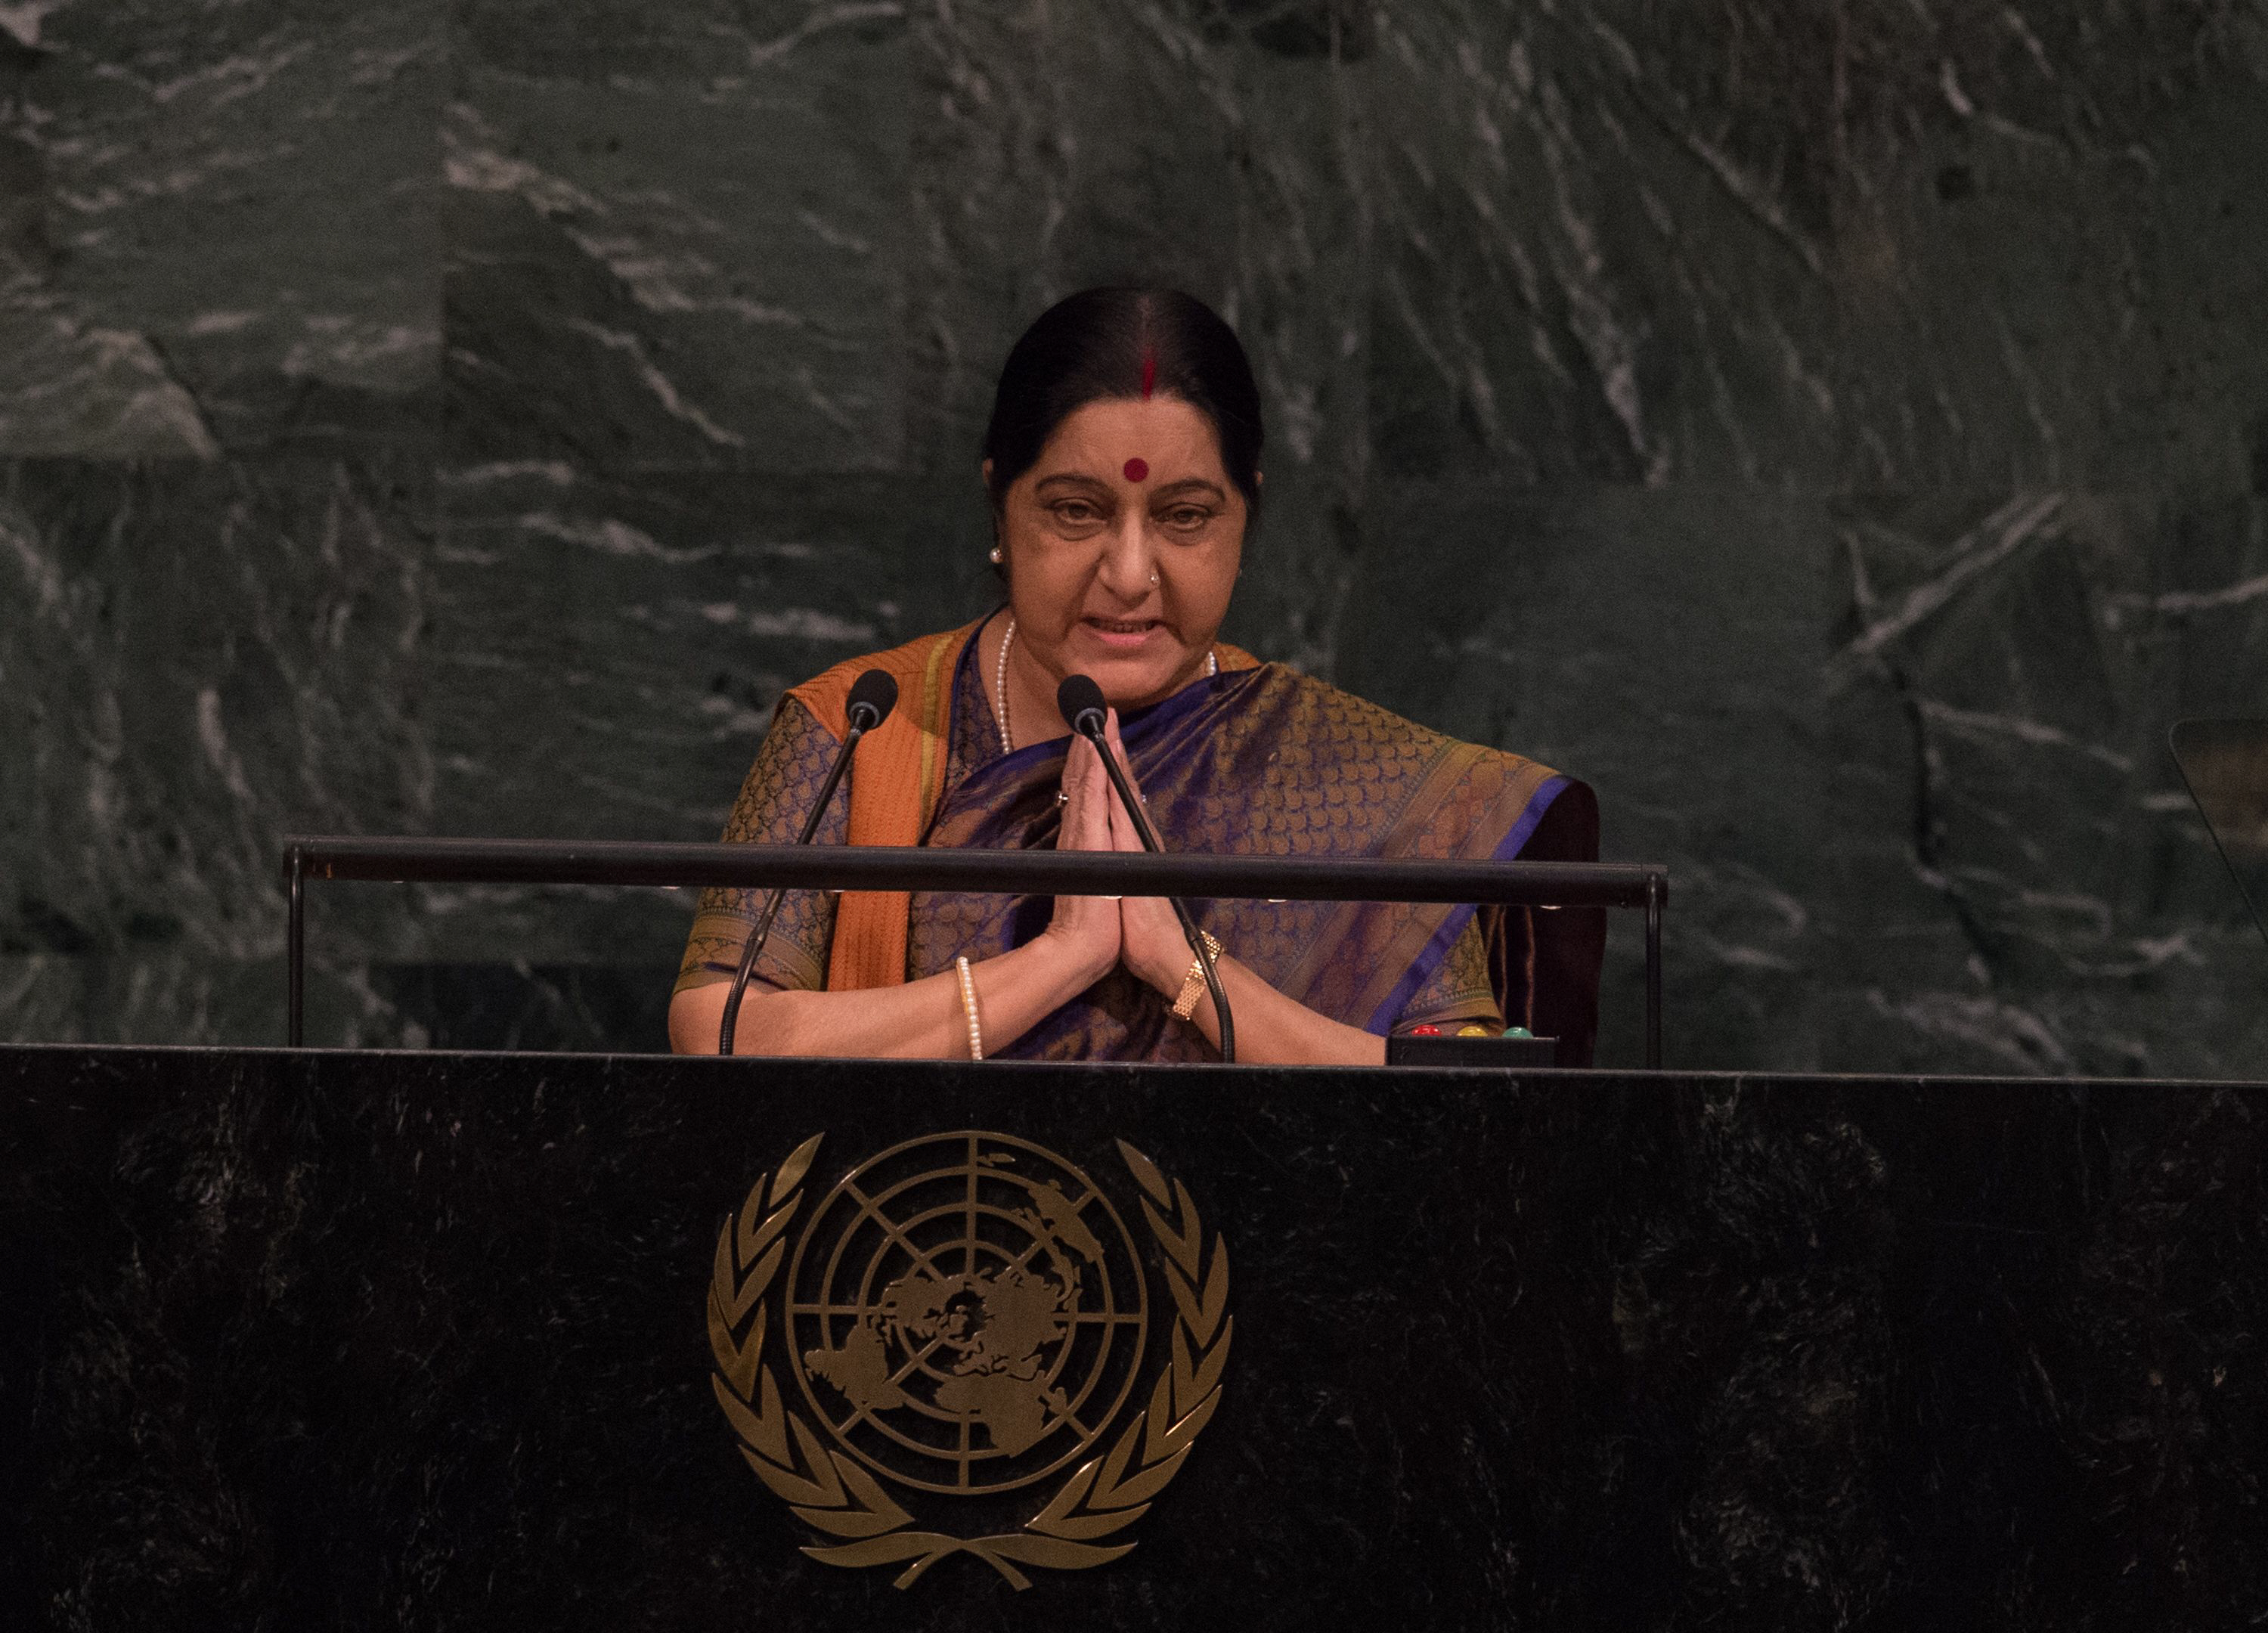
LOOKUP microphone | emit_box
[1055,674,1236,1064]
[717,668,897,1055]
[842,668,899,736]
[1058,677,1107,738]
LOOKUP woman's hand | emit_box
[1101,711,1197,995]
[679,702,1384,1068]
[1040,727,1126,988]
[1089,713,1381,1067]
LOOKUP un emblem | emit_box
[707,1132,1232,1589]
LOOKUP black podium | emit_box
[5,1044,2266,1628]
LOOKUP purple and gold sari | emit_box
[677,626,1603,1062]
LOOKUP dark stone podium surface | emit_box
[4,1046,2264,1630]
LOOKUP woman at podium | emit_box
[669,289,1601,1064]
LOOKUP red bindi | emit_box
[1123,457,1148,482]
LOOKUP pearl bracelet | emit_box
[954,955,984,1061]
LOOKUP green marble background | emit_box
[2,1,2263,1071]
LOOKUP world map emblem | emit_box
[706,1131,1233,1588]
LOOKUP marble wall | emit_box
[2,1,2264,1071]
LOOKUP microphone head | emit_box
[845,668,898,732]
[1055,674,1108,736]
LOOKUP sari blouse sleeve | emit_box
[1389,916,1506,1034]
[673,697,844,996]
[1481,779,1604,1065]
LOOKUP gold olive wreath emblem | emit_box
[706,1132,1232,1589]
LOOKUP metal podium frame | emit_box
[279,837,1671,1067]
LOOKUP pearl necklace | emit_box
[995,617,1016,754]
[993,616,1216,755]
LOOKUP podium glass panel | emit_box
[2172,718,2268,949]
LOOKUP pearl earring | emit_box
[989,545,1003,565]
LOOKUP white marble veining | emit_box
[2,0,2263,1067]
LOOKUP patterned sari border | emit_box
[1359,773,1571,1035]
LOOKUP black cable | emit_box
[1056,675,1236,1064]
[717,671,896,1055]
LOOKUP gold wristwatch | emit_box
[1170,932,1226,1021]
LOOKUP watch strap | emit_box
[1170,932,1225,1021]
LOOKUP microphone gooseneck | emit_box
[717,669,897,1056]
[1055,675,1237,1064]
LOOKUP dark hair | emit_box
[981,287,1265,510]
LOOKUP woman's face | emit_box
[990,395,1248,711]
